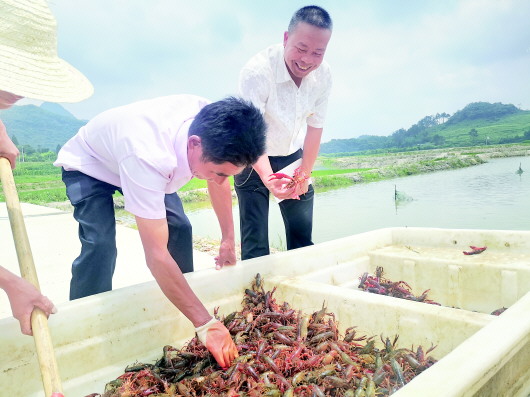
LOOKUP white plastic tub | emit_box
[1,227,529,396]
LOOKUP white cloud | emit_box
[46,0,530,140]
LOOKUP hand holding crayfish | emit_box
[268,167,310,200]
[195,317,239,369]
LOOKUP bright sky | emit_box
[44,0,530,142]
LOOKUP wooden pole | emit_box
[0,157,64,397]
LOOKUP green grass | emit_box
[12,162,61,175]
[11,174,61,183]
[313,175,353,188]
[359,171,383,182]
[0,145,519,205]
[432,112,530,146]
[2,162,367,203]
[312,168,367,176]
[0,162,210,202]
[180,178,208,191]
[0,162,64,203]
[17,188,68,204]
[0,157,480,203]
[179,168,369,191]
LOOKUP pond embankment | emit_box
[312,144,530,188]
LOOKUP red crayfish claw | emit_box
[268,172,293,182]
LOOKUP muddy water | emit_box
[185,156,530,250]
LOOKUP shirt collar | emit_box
[273,44,294,84]
[175,117,194,182]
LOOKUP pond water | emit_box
[184,156,530,249]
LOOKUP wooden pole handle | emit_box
[0,157,64,397]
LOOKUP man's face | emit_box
[187,136,244,185]
[283,22,332,85]
[0,90,23,109]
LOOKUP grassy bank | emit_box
[1,143,528,205]
[1,162,66,204]
[2,144,527,255]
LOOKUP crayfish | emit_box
[94,273,438,397]
[268,167,310,190]
[463,245,487,255]
[358,266,441,306]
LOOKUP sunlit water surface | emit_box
[185,156,530,249]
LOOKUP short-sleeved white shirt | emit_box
[54,95,210,219]
[239,43,332,156]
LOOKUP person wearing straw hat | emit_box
[0,0,93,335]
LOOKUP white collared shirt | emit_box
[239,43,332,156]
[55,95,209,219]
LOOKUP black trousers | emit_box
[234,149,314,260]
[62,169,193,300]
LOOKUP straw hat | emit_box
[0,0,93,102]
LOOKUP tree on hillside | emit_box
[11,134,19,146]
[417,115,437,129]
[431,134,445,146]
[21,144,35,155]
[469,128,478,144]
[434,113,451,124]
[318,101,527,155]
[439,112,450,123]
[447,102,520,125]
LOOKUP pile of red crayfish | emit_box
[93,274,437,397]
[358,267,441,306]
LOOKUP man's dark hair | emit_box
[288,5,333,33]
[189,97,266,167]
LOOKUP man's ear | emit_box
[188,135,202,149]
[283,31,289,46]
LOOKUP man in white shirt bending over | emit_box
[55,95,266,368]
[235,5,333,260]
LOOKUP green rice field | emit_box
[1,144,524,205]
[0,161,369,205]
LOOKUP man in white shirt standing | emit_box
[235,6,332,260]
[55,95,266,368]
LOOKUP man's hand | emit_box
[195,318,238,368]
[252,155,297,200]
[5,275,57,335]
[293,178,310,197]
[265,177,298,200]
[214,238,237,270]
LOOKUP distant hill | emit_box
[2,101,529,155]
[0,103,87,151]
[320,102,530,155]
[40,102,77,119]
